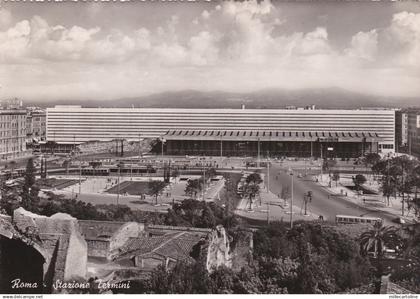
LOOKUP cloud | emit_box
[383,11,420,67]
[0,8,12,29]
[345,30,378,61]
[188,31,219,66]
[0,1,420,100]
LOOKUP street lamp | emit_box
[160,138,166,157]
[266,159,270,193]
[288,167,294,228]
[202,166,206,201]
[257,137,260,168]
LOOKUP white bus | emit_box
[336,215,382,225]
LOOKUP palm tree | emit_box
[149,180,166,205]
[244,182,260,210]
[359,222,401,260]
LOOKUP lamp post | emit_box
[202,166,206,201]
[320,142,323,180]
[138,133,142,160]
[289,167,294,228]
[78,157,82,195]
[161,138,166,157]
[220,136,223,158]
[267,160,270,193]
[257,137,260,168]
[116,162,123,206]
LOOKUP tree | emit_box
[146,262,210,294]
[21,158,39,212]
[380,175,397,206]
[388,156,417,216]
[207,168,217,179]
[281,186,290,201]
[24,158,36,188]
[359,222,402,275]
[332,171,340,187]
[363,153,381,169]
[46,141,58,155]
[372,159,387,181]
[244,182,260,210]
[246,172,263,185]
[372,157,419,212]
[185,179,203,199]
[411,166,420,219]
[353,174,366,191]
[401,223,420,260]
[243,172,263,209]
[149,180,166,205]
[199,205,216,228]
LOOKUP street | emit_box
[267,162,396,225]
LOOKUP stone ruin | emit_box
[0,208,87,293]
[0,208,253,293]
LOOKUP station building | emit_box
[46,106,396,158]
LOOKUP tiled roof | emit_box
[79,220,127,240]
[114,231,208,262]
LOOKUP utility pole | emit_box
[202,166,206,201]
[161,138,165,157]
[138,133,141,160]
[267,160,270,193]
[220,136,223,158]
[386,156,390,206]
[409,133,412,156]
[78,157,81,195]
[289,168,294,228]
[320,142,323,180]
[303,191,311,216]
[117,164,121,206]
[402,165,405,216]
[257,138,260,168]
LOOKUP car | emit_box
[297,173,303,178]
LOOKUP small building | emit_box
[78,220,241,282]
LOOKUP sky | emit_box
[0,0,420,102]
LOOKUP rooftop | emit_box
[163,130,383,142]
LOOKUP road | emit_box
[267,162,395,225]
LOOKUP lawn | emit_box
[37,178,79,190]
[106,181,167,196]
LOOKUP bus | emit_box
[336,215,382,225]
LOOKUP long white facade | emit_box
[46,106,396,152]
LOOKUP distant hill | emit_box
[27,88,419,109]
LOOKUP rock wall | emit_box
[206,225,232,271]
[64,232,87,280]
[11,208,88,284]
